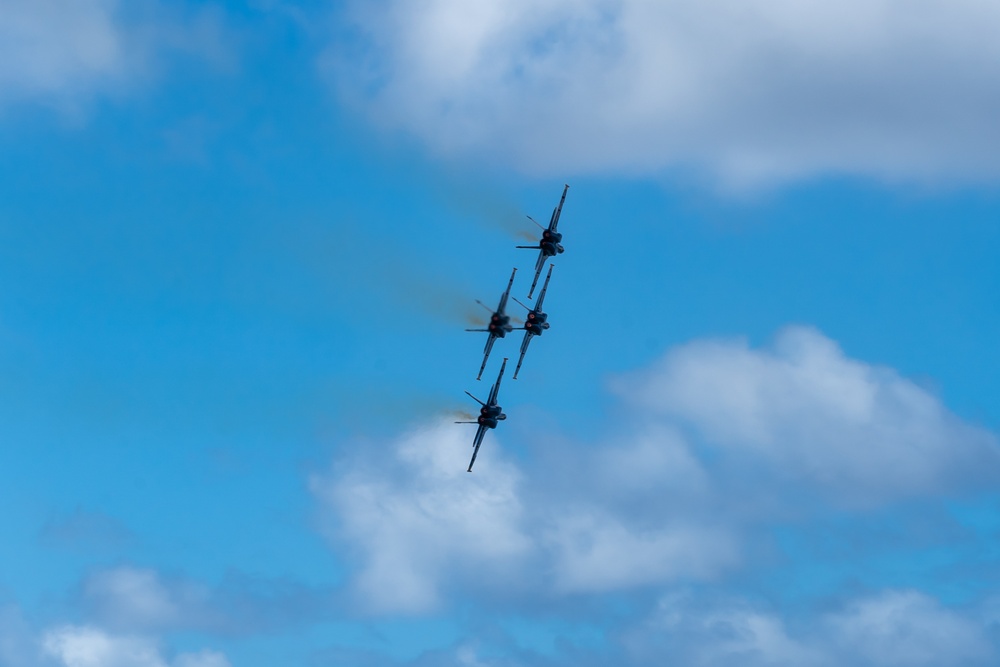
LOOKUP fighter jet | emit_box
[517,184,569,299]
[466,268,517,380]
[455,358,508,472]
[511,264,554,380]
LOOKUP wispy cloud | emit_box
[79,566,333,636]
[621,589,995,667]
[39,508,133,551]
[0,0,232,114]
[299,589,999,666]
[328,0,1000,189]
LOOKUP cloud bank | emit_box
[314,326,1000,619]
[331,0,1000,188]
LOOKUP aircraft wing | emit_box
[513,331,534,380]
[467,423,489,472]
[548,184,569,232]
[497,267,517,313]
[488,357,508,405]
[535,264,554,310]
[476,334,497,381]
[526,251,546,299]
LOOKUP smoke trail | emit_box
[280,215,487,327]
[430,177,539,242]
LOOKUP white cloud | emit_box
[42,627,167,667]
[0,0,126,99]
[172,650,231,667]
[543,511,737,594]
[623,590,995,667]
[828,590,994,666]
[0,0,230,111]
[312,423,532,613]
[331,0,1000,188]
[318,327,1000,613]
[616,326,1000,507]
[83,568,185,629]
[41,626,230,667]
[634,595,827,667]
[314,421,738,612]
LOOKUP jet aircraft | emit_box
[455,358,508,472]
[466,268,517,380]
[517,184,569,299]
[512,264,554,380]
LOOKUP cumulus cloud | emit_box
[313,420,738,613]
[0,613,230,667]
[317,327,999,614]
[615,326,1000,507]
[312,424,533,613]
[2,564,323,667]
[43,627,166,667]
[41,626,231,667]
[0,0,231,111]
[330,0,1000,188]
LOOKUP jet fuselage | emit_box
[540,230,564,257]
[524,310,550,336]
[488,312,512,337]
[477,404,506,428]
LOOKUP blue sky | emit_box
[2,1,1000,666]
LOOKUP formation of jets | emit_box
[457,185,569,472]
